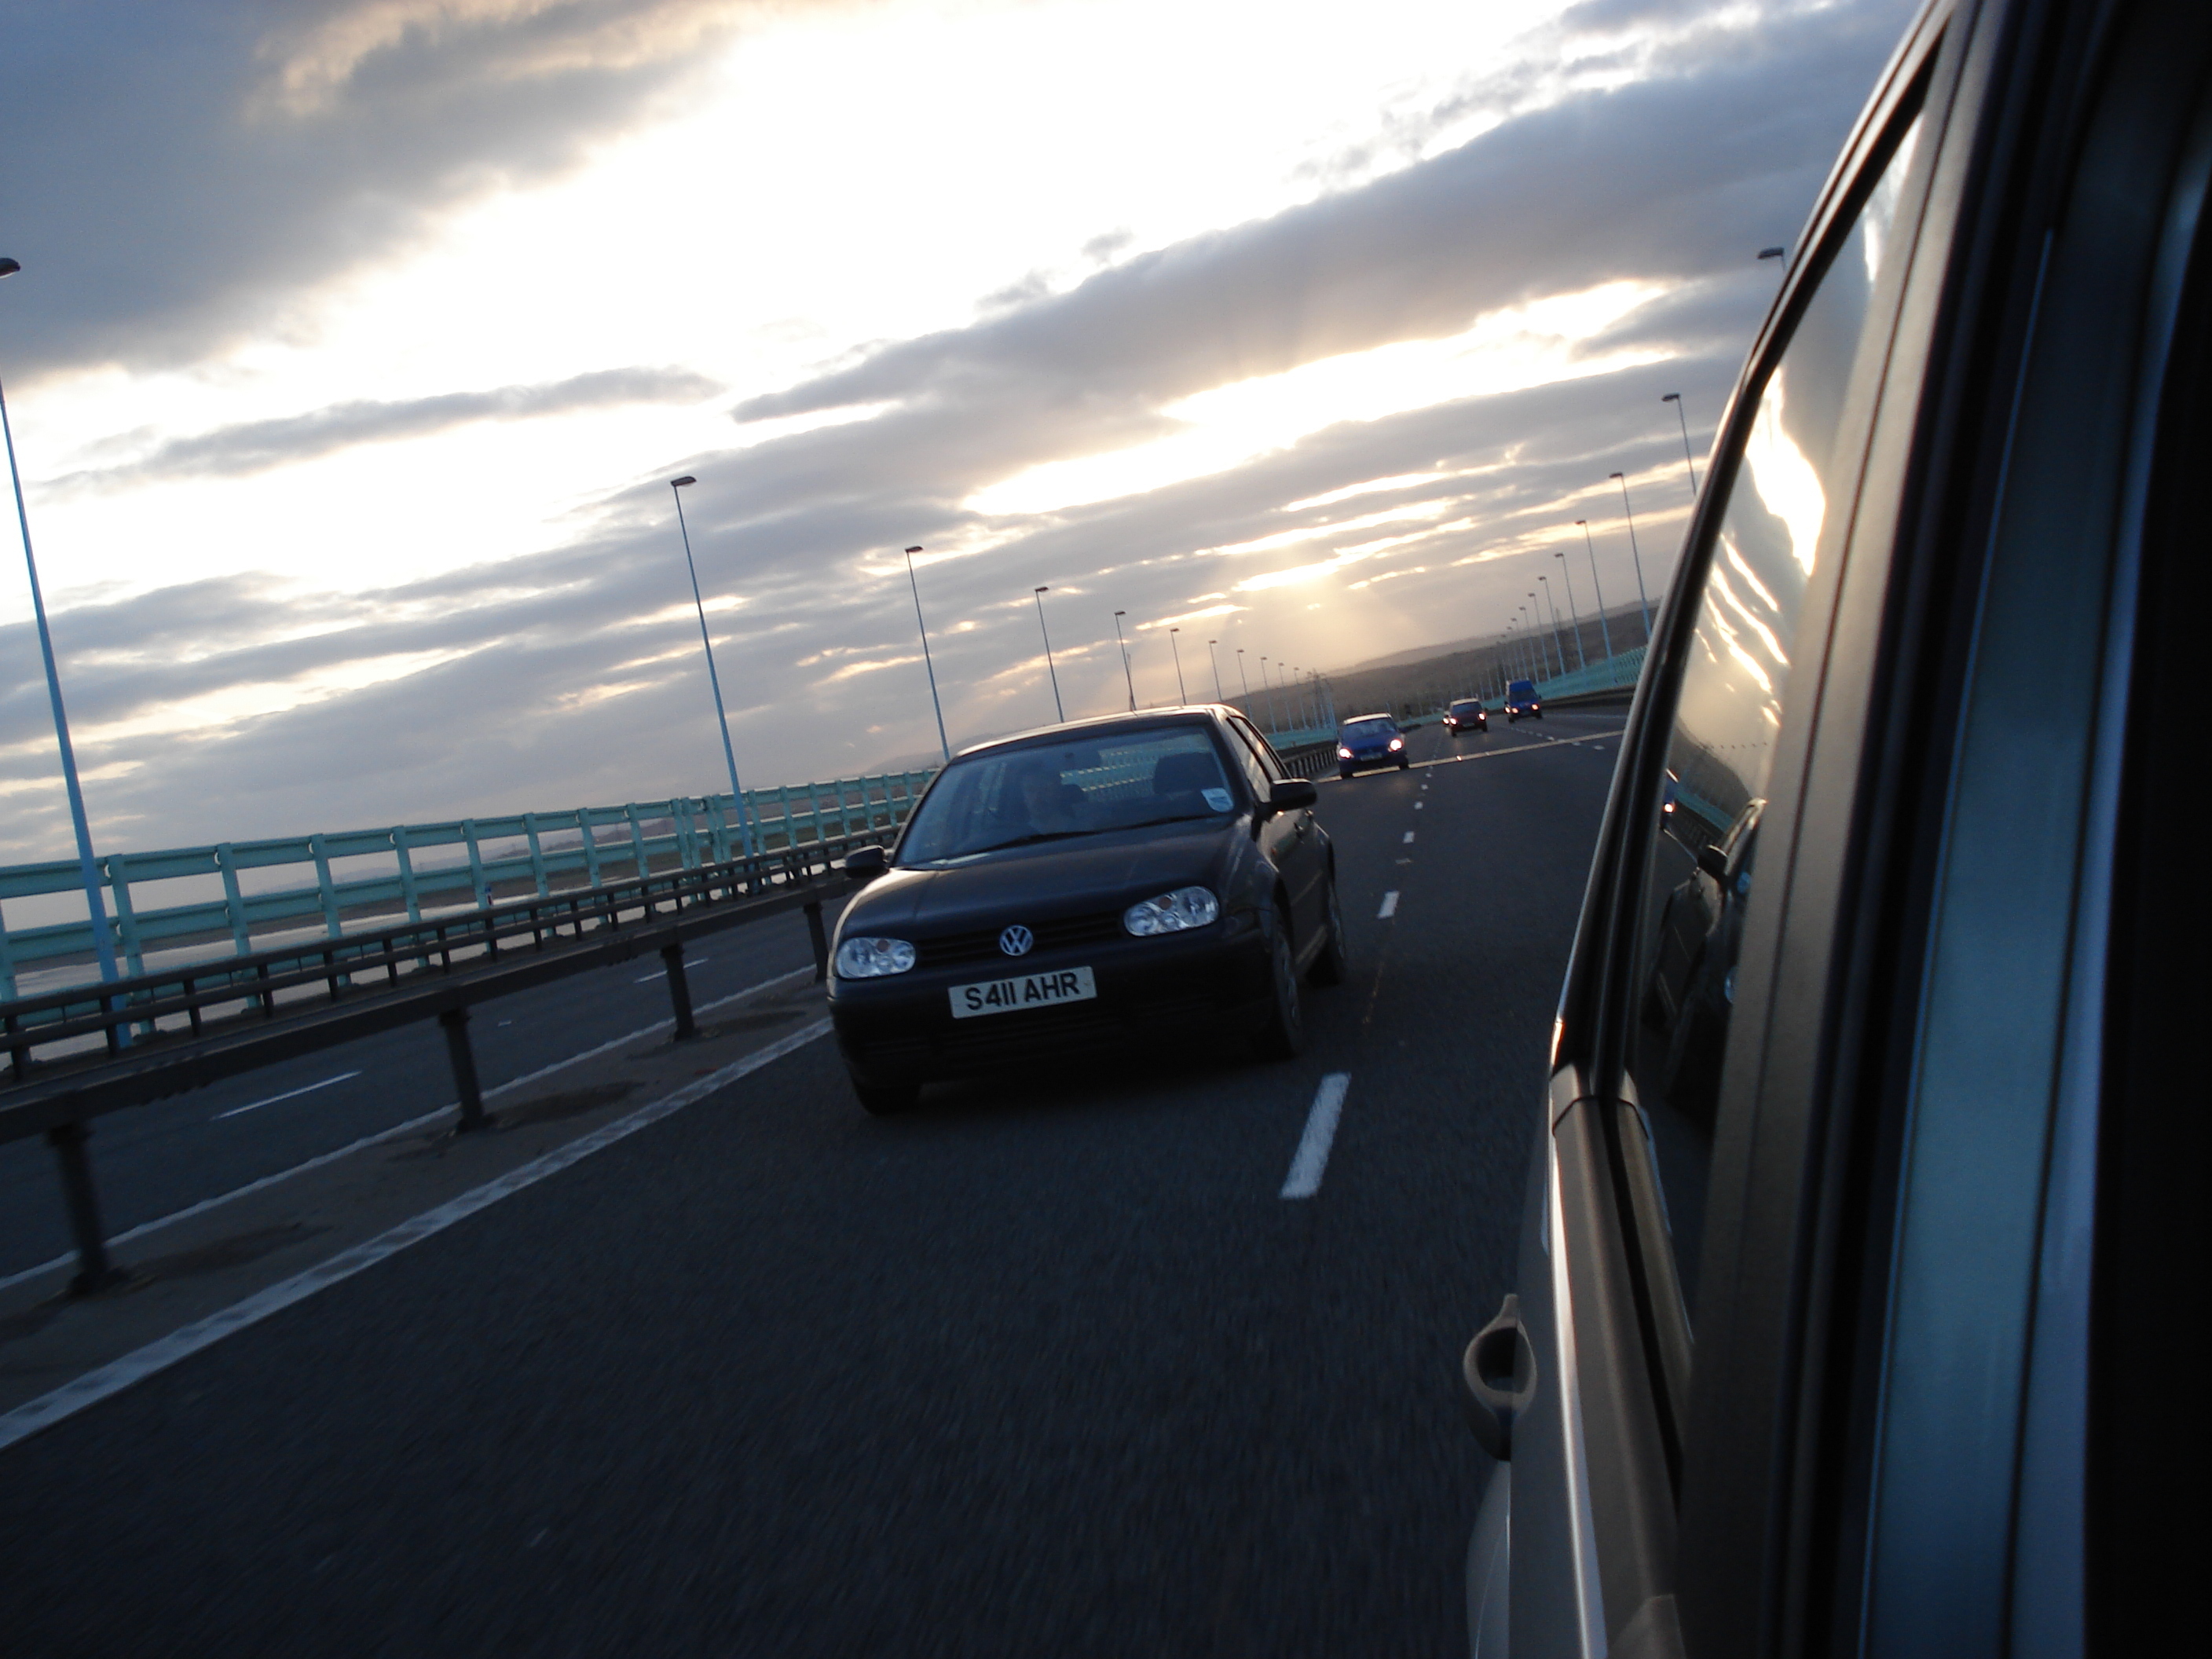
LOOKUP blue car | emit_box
[1502,679,1542,722]
[1335,712,1408,778]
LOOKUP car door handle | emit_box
[1461,1293,1537,1461]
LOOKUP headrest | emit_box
[1152,751,1221,796]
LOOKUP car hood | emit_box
[845,824,1235,936]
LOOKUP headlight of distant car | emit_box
[1123,885,1220,936]
[835,936,917,978]
[1337,745,1354,759]
[1388,736,1404,751]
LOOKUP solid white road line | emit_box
[213,1071,364,1121]
[1415,800,1424,810]
[0,1017,835,1455]
[0,964,815,1298]
[1377,891,1400,920]
[1281,1073,1353,1199]
[1403,831,1415,844]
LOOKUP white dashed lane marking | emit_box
[1377,891,1400,919]
[1403,831,1415,844]
[635,955,709,983]
[1281,1073,1352,1200]
[213,1071,363,1122]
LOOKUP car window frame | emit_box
[1522,13,1953,1648]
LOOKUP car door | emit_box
[1470,0,2212,1654]
[1226,713,1326,939]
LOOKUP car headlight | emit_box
[1123,885,1220,936]
[835,936,917,978]
[1337,745,1353,759]
[1388,736,1404,751]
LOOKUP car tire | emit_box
[1398,756,1410,770]
[851,1073,920,1115]
[1309,874,1348,987]
[1339,766,1354,780]
[1508,713,1518,723]
[1252,917,1306,1060]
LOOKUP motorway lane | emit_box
[0,710,1625,1655]
[0,906,833,1281]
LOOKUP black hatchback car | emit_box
[829,708,1343,1113]
[1461,0,2208,1652]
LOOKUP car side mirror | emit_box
[1695,843,1730,881]
[843,844,888,883]
[1266,778,1318,814]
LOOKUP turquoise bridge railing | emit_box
[0,770,938,1000]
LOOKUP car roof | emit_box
[1341,712,1396,723]
[950,705,1232,760]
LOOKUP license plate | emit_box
[948,966,1098,1019]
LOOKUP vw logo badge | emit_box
[998,925,1035,958]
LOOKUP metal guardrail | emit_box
[0,768,937,1000]
[0,823,899,1295]
[1535,645,1646,700]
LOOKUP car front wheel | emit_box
[1252,918,1306,1060]
[1309,874,1347,987]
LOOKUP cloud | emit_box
[52,366,721,488]
[0,0,1919,865]
[0,0,807,379]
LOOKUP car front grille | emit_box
[914,908,1126,969]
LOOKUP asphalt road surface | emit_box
[0,708,1625,1657]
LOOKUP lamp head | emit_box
[0,258,19,279]
[1610,471,1624,480]
[1662,393,1680,404]
[1035,585,1049,595]
[905,544,922,554]
[1758,245,1786,261]
[670,474,696,488]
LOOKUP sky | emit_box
[0,0,1920,864]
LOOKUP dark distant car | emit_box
[827,708,1343,1114]
[1442,698,1489,735]
[1335,713,1408,778]
[1501,679,1541,721]
[1458,1,2209,1651]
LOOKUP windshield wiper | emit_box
[957,829,1102,855]
[1110,813,1218,831]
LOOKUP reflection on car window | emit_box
[1633,113,1922,1324]
[900,726,1239,864]
[1224,716,1276,797]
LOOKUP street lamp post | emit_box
[1610,471,1653,643]
[902,546,950,763]
[1032,586,1064,721]
[1235,647,1251,712]
[1577,519,1614,660]
[1536,577,1566,677]
[1112,610,1136,711]
[1551,554,1589,670]
[668,477,757,859]
[1662,393,1699,497]
[1169,628,1187,704]
[0,257,125,1013]
[1206,639,1224,701]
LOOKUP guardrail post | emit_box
[47,1121,126,1294]
[439,1006,495,1131]
[661,943,698,1040]
[805,898,829,983]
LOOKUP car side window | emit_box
[1225,716,1282,794]
[1630,112,1923,1323]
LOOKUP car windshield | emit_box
[1507,681,1535,697]
[1450,700,1482,714]
[899,725,1242,864]
[1340,719,1396,742]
